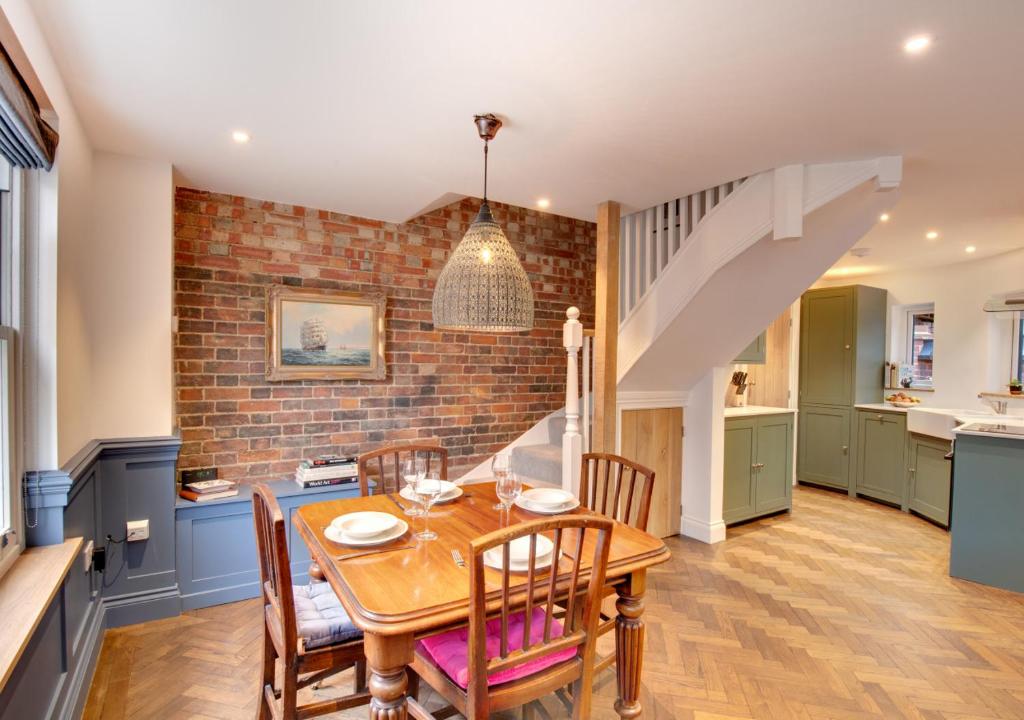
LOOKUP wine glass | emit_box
[495,471,523,519]
[492,453,511,510]
[414,471,443,541]
[400,456,425,517]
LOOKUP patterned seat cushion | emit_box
[293,582,363,650]
[417,607,577,689]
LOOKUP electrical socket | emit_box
[126,519,150,542]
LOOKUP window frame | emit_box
[0,158,23,580]
[903,303,935,389]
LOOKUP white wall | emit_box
[817,248,1024,410]
[89,153,174,441]
[680,366,727,544]
[3,1,176,466]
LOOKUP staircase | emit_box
[509,414,565,489]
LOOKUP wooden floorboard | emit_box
[83,486,1024,719]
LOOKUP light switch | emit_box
[126,519,150,542]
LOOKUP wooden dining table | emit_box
[294,482,670,719]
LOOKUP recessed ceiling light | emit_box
[903,34,933,55]
[231,130,251,144]
[925,230,939,240]
[879,213,890,222]
[536,198,551,210]
[965,245,977,254]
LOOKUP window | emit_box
[905,304,934,388]
[0,157,21,578]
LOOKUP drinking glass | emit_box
[495,471,523,519]
[492,453,511,510]
[414,471,443,541]
[400,456,425,517]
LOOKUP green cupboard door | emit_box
[907,435,952,527]
[734,331,766,364]
[723,419,757,524]
[755,414,794,513]
[799,288,853,406]
[854,410,907,506]
[798,404,851,489]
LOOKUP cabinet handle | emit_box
[877,414,884,421]
[751,463,765,471]
[842,445,848,455]
[845,344,851,349]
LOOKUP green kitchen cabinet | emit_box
[797,404,851,490]
[853,408,907,507]
[907,433,952,527]
[733,331,766,364]
[724,412,794,525]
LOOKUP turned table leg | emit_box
[614,570,646,720]
[365,632,413,720]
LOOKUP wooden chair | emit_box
[577,452,656,675]
[357,443,448,497]
[252,484,373,720]
[408,516,614,720]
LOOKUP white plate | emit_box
[521,488,575,507]
[399,483,463,504]
[515,495,580,515]
[483,547,560,573]
[332,511,399,539]
[324,518,409,546]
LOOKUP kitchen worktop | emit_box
[854,403,909,413]
[952,419,1024,441]
[724,405,797,418]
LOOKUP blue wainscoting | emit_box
[5,440,362,720]
[176,479,361,610]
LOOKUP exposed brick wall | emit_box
[174,188,596,482]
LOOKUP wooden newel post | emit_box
[563,307,583,494]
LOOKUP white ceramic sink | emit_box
[907,407,1024,440]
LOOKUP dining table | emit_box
[293,481,671,719]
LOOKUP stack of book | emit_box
[295,455,358,489]
[179,478,239,503]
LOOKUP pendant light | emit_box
[432,114,534,332]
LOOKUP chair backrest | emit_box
[465,516,613,708]
[357,444,448,496]
[579,452,656,531]
[252,484,297,662]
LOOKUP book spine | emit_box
[310,456,357,467]
[295,477,356,489]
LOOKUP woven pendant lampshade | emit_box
[431,114,534,332]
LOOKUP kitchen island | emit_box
[949,422,1024,593]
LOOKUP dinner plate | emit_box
[483,547,560,573]
[323,518,409,546]
[399,483,463,504]
[514,495,580,515]
[521,488,575,507]
[332,511,399,539]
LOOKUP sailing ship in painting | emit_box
[300,318,328,352]
[281,308,372,367]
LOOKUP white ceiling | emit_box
[27,0,1024,274]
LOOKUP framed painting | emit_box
[266,285,386,381]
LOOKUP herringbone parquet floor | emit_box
[84,486,1024,719]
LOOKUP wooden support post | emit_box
[593,201,620,454]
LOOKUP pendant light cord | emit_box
[483,139,489,202]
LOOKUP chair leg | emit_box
[355,660,367,693]
[522,701,537,720]
[257,627,275,720]
[281,659,298,719]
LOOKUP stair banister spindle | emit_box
[562,307,583,494]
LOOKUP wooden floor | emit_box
[84,486,1024,719]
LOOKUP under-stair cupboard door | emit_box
[723,418,757,524]
[798,404,851,489]
[619,407,683,538]
[799,288,854,406]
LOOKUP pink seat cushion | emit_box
[418,607,577,689]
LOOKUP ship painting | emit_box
[299,317,328,352]
[278,298,373,369]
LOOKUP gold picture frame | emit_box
[266,285,386,381]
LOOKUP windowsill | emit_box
[0,537,82,693]
[884,386,936,393]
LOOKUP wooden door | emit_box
[754,414,793,514]
[800,288,854,406]
[797,404,851,489]
[723,418,757,524]
[854,410,906,506]
[619,407,683,537]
